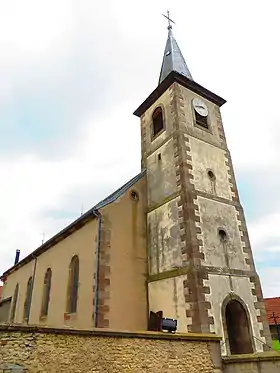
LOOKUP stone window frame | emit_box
[66,255,80,315]
[40,268,52,320]
[221,293,256,355]
[150,104,166,141]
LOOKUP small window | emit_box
[195,111,208,129]
[152,107,164,137]
[10,284,19,323]
[219,229,227,242]
[41,268,52,318]
[66,255,79,314]
[130,190,139,201]
[208,170,215,180]
[207,170,216,194]
[23,277,33,321]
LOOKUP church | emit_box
[0,18,271,356]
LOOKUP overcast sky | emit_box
[0,0,279,297]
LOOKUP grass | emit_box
[272,339,280,351]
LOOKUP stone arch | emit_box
[221,293,255,355]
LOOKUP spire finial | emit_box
[163,10,175,30]
[158,11,193,84]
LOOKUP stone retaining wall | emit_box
[223,352,280,373]
[0,325,222,372]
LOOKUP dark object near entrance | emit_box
[148,312,177,333]
[148,311,163,331]
[162,317,177,333]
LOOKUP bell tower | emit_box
[134,15,271,355]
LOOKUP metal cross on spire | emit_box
[163,10,175,30]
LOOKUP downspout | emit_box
[93,209,102,328]
[27,253,38,324]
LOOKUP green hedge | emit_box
[272,339,280,351]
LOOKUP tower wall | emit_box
[142,81,271,353]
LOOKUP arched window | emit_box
[66,255,79,314]
[152,107,164,137]
[41,268,52,318]
[225,299,253,354]
[23,277,33,321]
[10,284,19,323]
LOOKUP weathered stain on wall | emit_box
[198,196,249,270]
[189,137,231,199]
[0,325,223,373]
[147,197,181,275]
[146,138,177,207]
[148,275,190,332]
[140,88,174,163]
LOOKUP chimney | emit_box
[14,249,20,265]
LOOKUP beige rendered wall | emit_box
[31,219,98,329]
[2,219,98,329]
[1,260,35,324]
[1,175,147,332]
[0,299,11,323]
[0,325,223,373]
[101,175,148,331]
[148,275,190,333]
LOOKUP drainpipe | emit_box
[92,209,102,328]
[27,253,38,324]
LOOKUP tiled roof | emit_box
[264,297,280,325]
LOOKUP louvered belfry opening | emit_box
[152,107,164,137]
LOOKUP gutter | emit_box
[92,209,102,328]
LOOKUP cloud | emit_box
[0,99,140,273]
[0,0,280,299]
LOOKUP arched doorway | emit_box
[225,300,253,354]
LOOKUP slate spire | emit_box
[158,20,193,84]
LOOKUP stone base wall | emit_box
[223,352,280,373]
[0,325,223,373]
